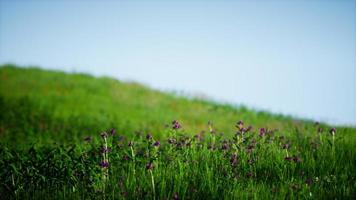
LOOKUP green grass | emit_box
[0,64,355,199]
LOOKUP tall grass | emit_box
[0,65,355,199]
[1,121,355,199]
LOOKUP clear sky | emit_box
[1,0,355,126]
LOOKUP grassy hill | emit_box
[0,64,325,145]
[0,64,355,199]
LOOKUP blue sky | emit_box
[1,0,355,126]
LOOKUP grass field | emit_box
[0,64,355,199]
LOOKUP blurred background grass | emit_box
[0,64,354,146]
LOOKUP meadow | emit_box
[0,64,355,199]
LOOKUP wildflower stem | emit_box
[149,169,156,200]
[332,134,335,156]
[130,146,136,175]
[11,174,15,192]
[104,137,109,180]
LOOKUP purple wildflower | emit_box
[300,171,305,177]
[282,143,290,149]
[246,125,253,132]
[173,192,179,200]
[100,146,112,153]
[128,140,134,147]
[168,138,176,144]
[122,155,130,161]
[246,171,254,178]
[284,156,293,162]
[207,144,215,150]
[317,127,323,134]
[230,154,238,167]
[246,144,255,154]
[284,156,302,163]
[329,128,336,136]
[236,120,244,127]
[208,120,215,134]
[110,128,116,136]
[99,161,109,168]
[146,162,154,170]
[293,156,302,163]
[146,133,153,140]
[100,132,108,139]
[194,132,204,142]
[290,184,300,191]
[84,136,92,142]
[153,141,160,147]
[221,142,229,150]
[172,120,181,130]
[305,178,313,186]
[259,128,266,136]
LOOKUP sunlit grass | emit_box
[0,65,355,199]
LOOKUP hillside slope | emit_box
[1,64,356,199]
[0,64,354,145]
